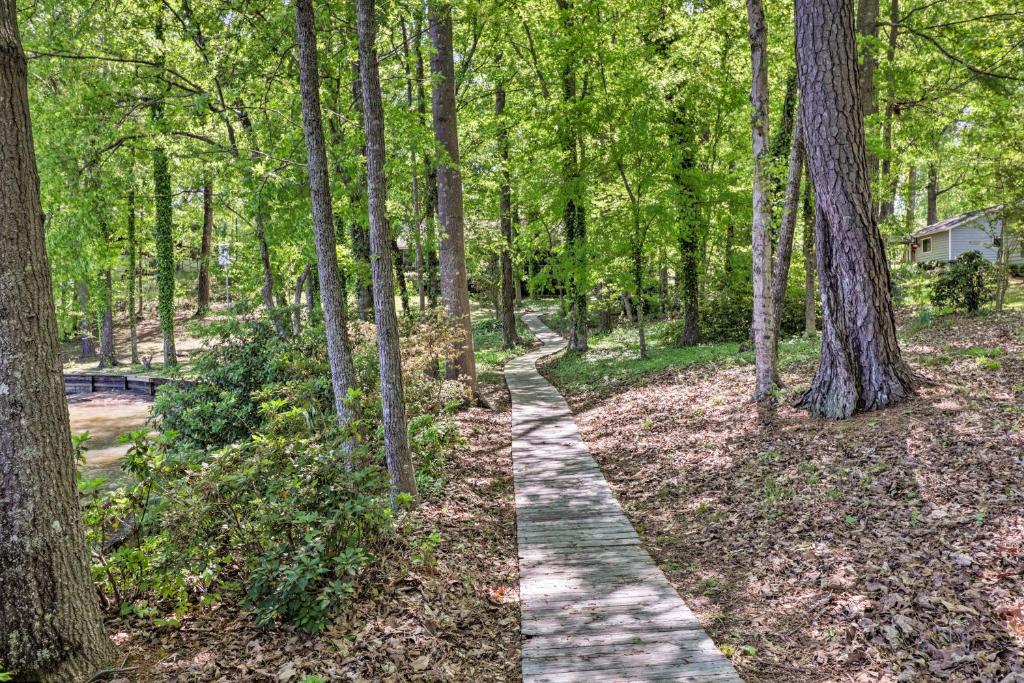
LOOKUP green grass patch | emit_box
[543,318,819,396]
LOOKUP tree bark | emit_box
[151,147,177,366]
[877,0,898,222]
[795,0,918,418]
[195,174,213,318]
[1,4,117,676]
[746,0,777,402]
[496,71,522,349]
[291,266,308,336]
[904,165,917,233]
[392,237,410,314]
[295,0,360,456]
[802,164,816,335]
[356,0,418,504]
[429,1,479,394]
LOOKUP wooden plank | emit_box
[511,313,740,683]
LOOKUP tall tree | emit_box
[0,3,116,677]
[794,0,918,418]
[151,17,177,366]
[555,0,589,352]
[195,175,213,318]
[746,0,776,402]
[356,0,419,503]
[294,0,360,456]
[495,59,522,349]
[429,0,479,393]
[127,186,141,363]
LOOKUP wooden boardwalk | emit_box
[507,313,741,683]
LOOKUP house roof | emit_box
[912,207,999,239]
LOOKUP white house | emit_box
[909,207,1023,265]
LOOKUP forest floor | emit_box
[102,312,527,682]
[539,309,1024,682]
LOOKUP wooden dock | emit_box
[64,373,184,397]
[507,313,741,683]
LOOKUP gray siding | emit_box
[949,219,1024,265]
[916,230,949,263]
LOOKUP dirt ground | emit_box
[542,311,1024,682]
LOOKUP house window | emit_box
[922,237,932,253]
[993,237,1002,248]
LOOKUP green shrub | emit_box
[930,251,994,312]
[699,285,808,343]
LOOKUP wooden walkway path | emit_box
[507,313,741,683]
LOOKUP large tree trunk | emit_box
[195,174,213,318]
[794,0,918,419]
[770,108,806,365]
[496,72,522,349]
[802,165,816,335]
[0,5,117,676]
[98,268,117,368]
[127,187,140,363]
[746,0,777,402]
[556,0,589,352]
[429,1,478,394]
[295,0,360,456]
[356,0,418,503]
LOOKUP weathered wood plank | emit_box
[509,313,740,683]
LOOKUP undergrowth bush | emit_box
[931,251,994,312]
[84,315,467,632]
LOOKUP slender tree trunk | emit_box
[401,17,427,314]
[496,72,522,349]
[127,187,140,363]
[295,0,360,456]
[356,0,418,503]
[877,0,898,222]
[195,174,213,317]
[556,0,589,352]
[857,0,879,183]
[746,0,777,402]
[770,109,806,365]
[0,6,117,676]
[305,260,318,323]
[349,59,375,322]
[76,282,96,361]
[291,266,308,335]
[926,163,939,224]
[424,165,441,307]
[151,147,178,366]
[392,237,410,313]
[632,221,648,360]
[429,1,478,394]
[98,268,116,368]
[904,165,917,233]
[236,103,288,338]
[802,164,816,335]
[671,101,700,346]
[794,0,918,419]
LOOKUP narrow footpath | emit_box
[507,313,741,683]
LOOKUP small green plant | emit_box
[844,514,859,526]
[700,578,723,596]
[413,531,442,571]
[758,451,780,463]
